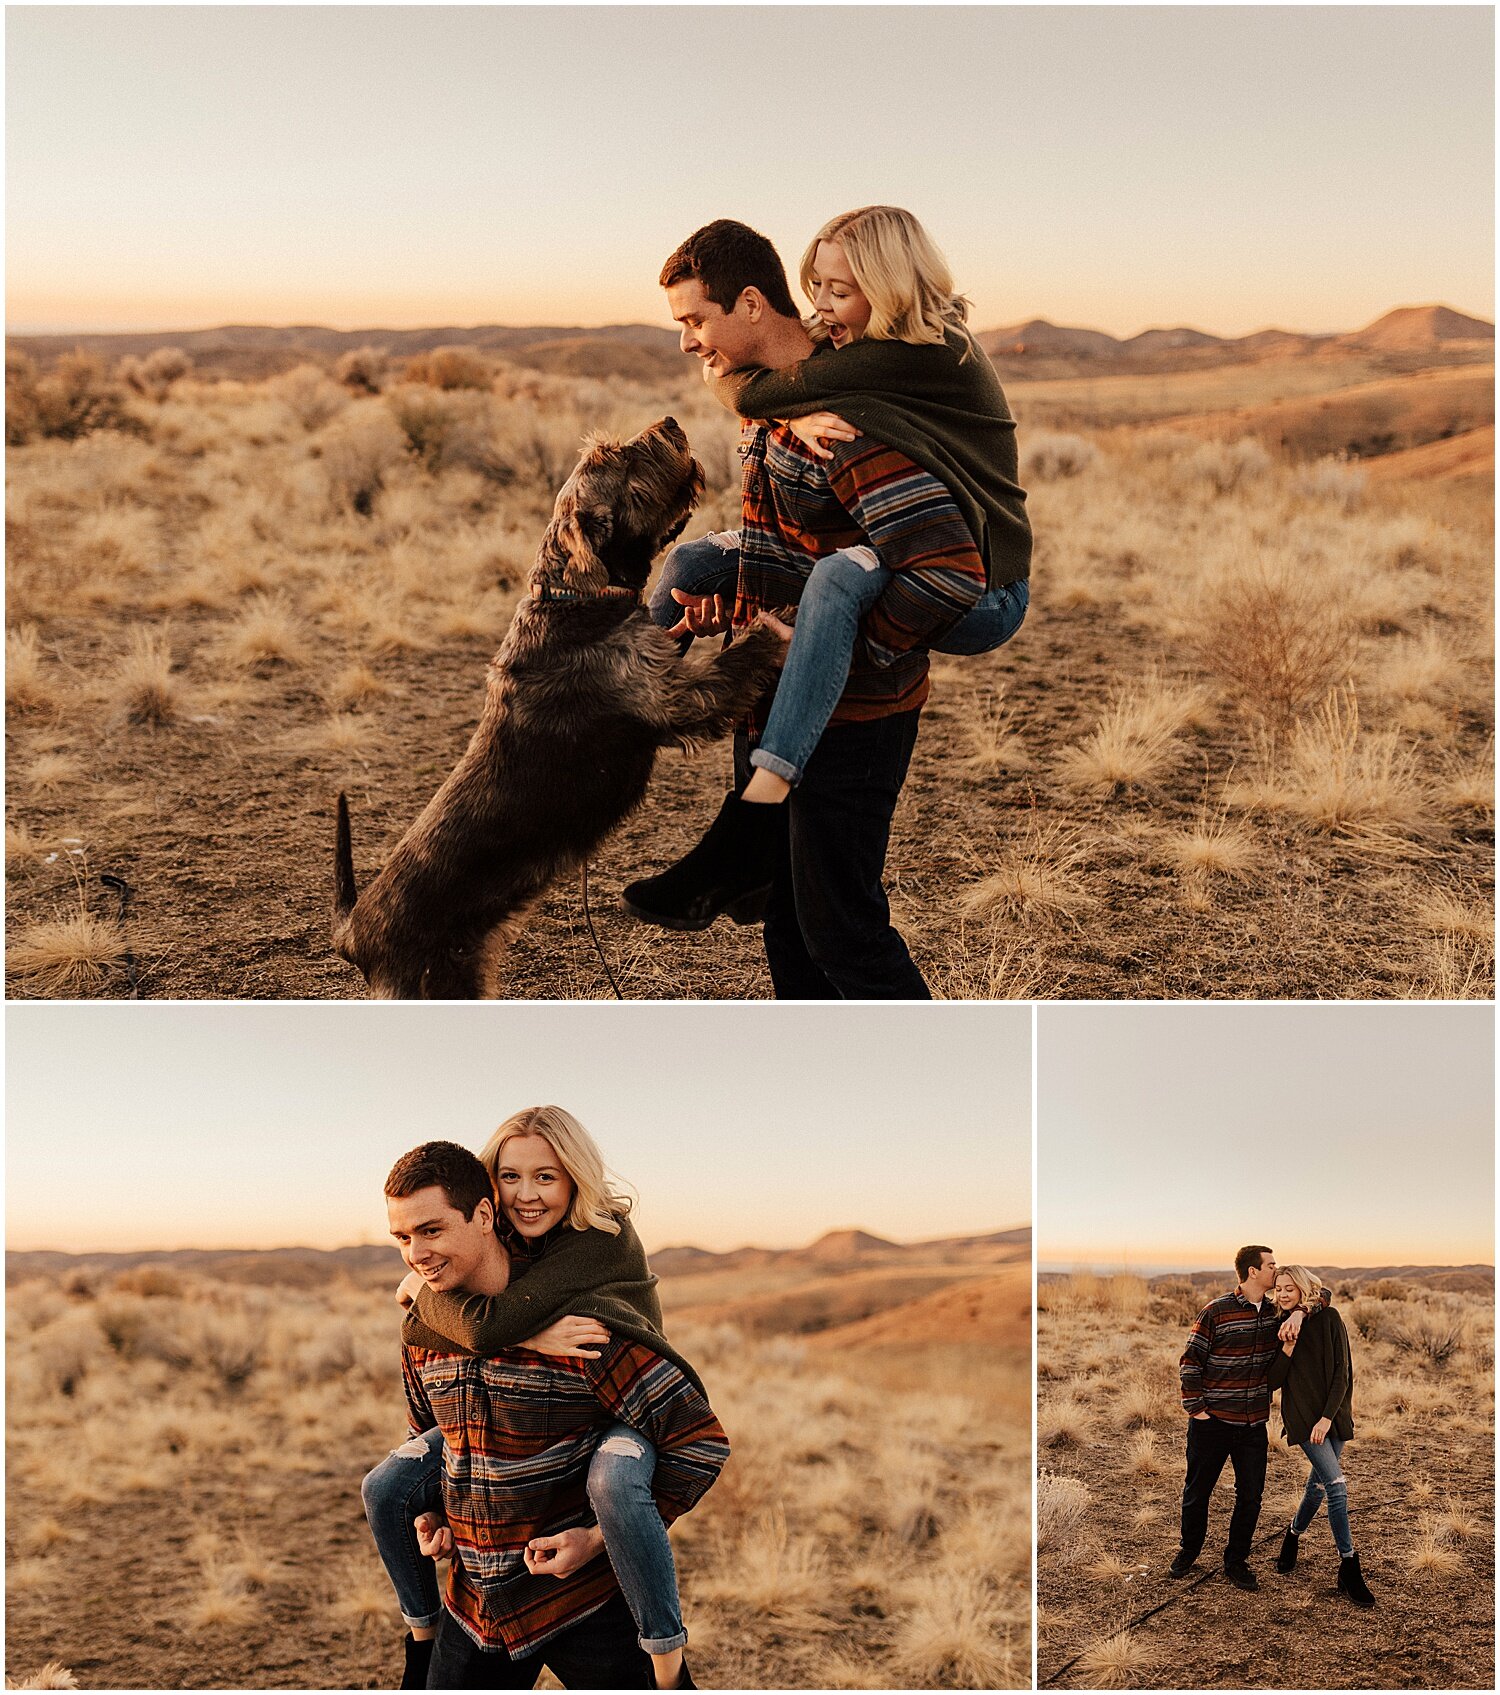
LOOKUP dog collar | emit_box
[532,581,641,606]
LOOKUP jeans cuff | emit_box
[749,747,801,785]
[402,1609,443,1630]
[639,1630,689,1654]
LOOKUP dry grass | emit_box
[6,888,129,995]
[109,626,180,724]
[958,818,1093,923]
[1073,1629,1154,1689]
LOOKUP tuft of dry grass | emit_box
[7,899,128,996]
[1160,805,1261,881]
[1412,885,1494,943]
[222,591,308,671]
[1059,676,1204,794]
[1037,1470,1091,1553]
[5,1661,82,1690]
[1409,1529,1463,1576]
[885,1570,1017,1688]
[959,818,1093,922]
[1074,1628,1154,1689]
[110,627,180,724]
[7,624,60,712]
[323,660,389,711]
[962,685,1032,775]
[20,750,84,795]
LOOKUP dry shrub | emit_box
[8,351,138,443]
[6,624,58,712]
[7,901,128,996]
[271,364,348,431]
[1191,556,1355,727]
[1074,1628,1153,1689]
[1362,1278,1412,1302]
[1181,437,1271,494]
[885,1570,1015,1687]
[1412,886,1493,943]
[1391,1307,1470,1371]
[111,626,179,724]
[6,1662,81,1690]
[403,345,495,391]
[316,406,409,515]
[959,817,1092,922]
[1160,809,1260,881]
[1060,676,1202,793]
[1289,456,1367,512]
[384,385,506,479]
[1022,430,1100,481]
[1036,1471,1091,1552]
[334,346,391,394]
[223,591,308,670]
[1267,687,1428,841]
[962,685,1031,775]
[118,346,191,401]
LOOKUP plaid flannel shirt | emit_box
[733,420,988,724]
[402,1336,729,1658]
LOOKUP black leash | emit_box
[580,861,623,1001]
[98,873,141,998]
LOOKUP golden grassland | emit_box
[4,346,1492,998]
[5,1259,1030,1690]
[1037,1273,1495,1690]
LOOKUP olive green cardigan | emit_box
[1266,1304,1355,1444]
[711,328,1032,590]
[402,1214,703,1394]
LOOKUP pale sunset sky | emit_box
[5,1004,1031,1254]
[1038,1005,1494,1272]
[6,4,1493,337]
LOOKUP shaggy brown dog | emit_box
[332,416,782,998]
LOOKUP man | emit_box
[1175,1244,1309,1589]
[384,1142,728,1689]
[626,219,992,999]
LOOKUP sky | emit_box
[1037,1005,1494,1272]
[5,1003,1031,1254]
[6,4,1493,337]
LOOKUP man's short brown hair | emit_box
[1235,1244,1273,1282]
[385,1141,493,1220]
[659,219,800,318]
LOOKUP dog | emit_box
[332,416,783,997]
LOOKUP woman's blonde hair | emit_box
[800,205,974,354]
[479,1105,632,1235]
[1276,1264,1323,1307]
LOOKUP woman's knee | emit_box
[363,1433,438,1521]
[586,1430,655,1520]
[803,549,878,614]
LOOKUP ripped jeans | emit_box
[1289,1431,1354,1557]
[649,532,1028,785]
[361,1423,687,1653]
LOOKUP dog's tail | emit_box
[334,792,358,920]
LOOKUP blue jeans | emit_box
[1290,1430,1353,1557]
[361,1423,687,1652]
[650,534,1029,785]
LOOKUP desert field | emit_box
[1037,1269,1496,1690]
[4,1229,1031,1690]
[5,322,1493,999]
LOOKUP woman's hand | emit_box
[414,1511,453,1560]
[1309,1416,1332,1446]
[519,1315,611,1358]
[397,1270,425,1309]
[781,411,861,462]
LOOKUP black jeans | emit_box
[754,708,930,1000]
[426,1595,654,1689]
[1179,1415,1268,1567]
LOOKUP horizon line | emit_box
[5,301,1493,345]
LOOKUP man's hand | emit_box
[414,1511,453,1560]
[1190,1411,1212,1420]
[1309,1416,1332,1445]
[755,609,794,663]
[524,1525,605,1580]
[519,1315,611,1359]
[397,1270,425,1309]
[668,588,733,640]
[781,410,860,462]
[1278,1308,1305,1344]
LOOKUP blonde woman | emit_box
[631,206,1029,936]
[363,1107,706,1691]
[1268,1266,1374,1606]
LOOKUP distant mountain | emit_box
[1334,304,1494,352]
[1039,1263,1493,1296]
[652,1225,1029,1278]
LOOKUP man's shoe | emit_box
[1224,1561,1259,1591]
[1168,1549,1197,1578]
[1337,1553,1375,1607]
[400,1633,434,1690]
[622,794,784,931]
[1275,1528,1299,1573]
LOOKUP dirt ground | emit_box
[1038,1282,1496,1690]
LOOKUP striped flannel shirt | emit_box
[402,1336,729,1659]
[733,420,988,724]
[1179,1290,1286,1423]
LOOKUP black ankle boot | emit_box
[622,794,785,931]
[401,1633,434,1690]
[1337,1552,1375,1607]
[1276,1528,1299,1573]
